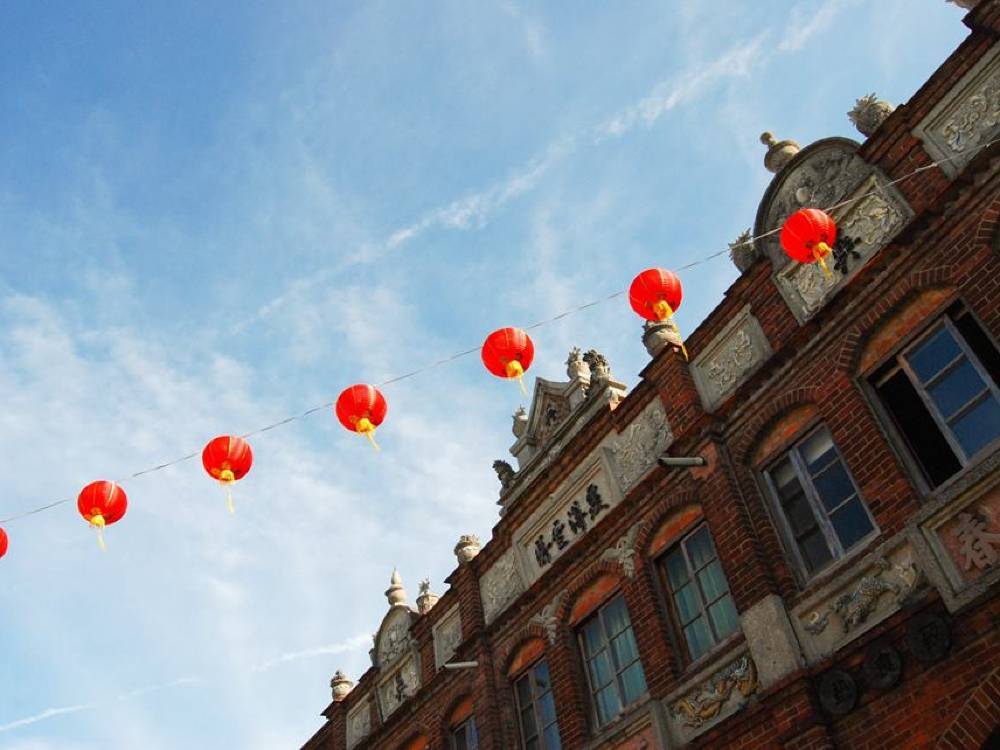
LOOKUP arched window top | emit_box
[568,573,622,626]
[506,637,546,678]
[647,503,703,558]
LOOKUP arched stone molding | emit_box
[502,636,548,678]
[935,665,1000,749]
[633,489,703,560]
[556,566,625,626]
[734,386,823,465]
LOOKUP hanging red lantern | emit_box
[628,268,687,359]
[780,208,836,278]
[0,527,8,559]
[77,480,127,551]
[481,327,534,395]
[336,384,387,451]
[202,435,253,514]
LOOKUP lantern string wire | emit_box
[1,136,998,527]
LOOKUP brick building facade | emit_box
[301,3,1000,748]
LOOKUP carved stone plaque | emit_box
[914,42,1000,177]
[863,639,902,690]
[480,547,526,625]
[432,606,462,669]
[691,305,772,411]
[346,697,372,750]
[906,613,951,663]
[377,656,419,718]
[611,399,673,488]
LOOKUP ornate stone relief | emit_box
[914,42,1000,176]
[670,655,759,729]
[601,525,639,578]
[432,606,463,669]
[480,547,527,625]
[378,656,419,718]
[804,557,922,636]
[531,591,565,645]
[848,93,895,137]
[376,609,415,668]
[346,697,372,750]
[774,172,911,324]
[691,306,773,411]
[612,400,673,489]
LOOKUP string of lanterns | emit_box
[2,133,997,558]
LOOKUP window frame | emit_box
[512,659,560,750]
[654,522,740,665]
[449,716,479,750]
[868,311,1000,488]
[761,423,878,582]
[575,593,647,729]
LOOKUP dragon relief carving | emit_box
[939,66,1000,154]
[804,557,923,636]
[612,402,673,489]
[671,655,758,729]
[704,328,755,397]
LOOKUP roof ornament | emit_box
[385,568,407,607]
[416,578,439,614]
[760,131,801,174]
[848,93,895,137]
[330,670,354,702]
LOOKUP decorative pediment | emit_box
[377,655,421,719]
[374,606,418,669]
[753,137,913,323]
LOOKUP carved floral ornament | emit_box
[611,400,673,489]
[480,548,526,624]
[670,655,759,729]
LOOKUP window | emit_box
[764,426,876,577]
[513,661,561,750]
[871,307,1000,488]
[450,716,479,750]
[578,595,647,727]
[658,524,740,662]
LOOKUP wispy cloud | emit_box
[250,633,371,674]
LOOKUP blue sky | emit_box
[0,2,970,748]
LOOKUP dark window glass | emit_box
[764,427,875,577]
[451,717,478,750]
[658,523,740,661]
[513,661,561,750]
[872,311,1000,488]
[577,595,647,727]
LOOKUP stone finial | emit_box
[385,568,407,607]
[331,670,354,702]
[582,349,610,393]
[493,459,516,493]
[642,319,684,358]
[416,578,439,614]
[729,228,756,273]
[566,347,589,381]
[512,406,528,438]
[847,93,895,137]
[760,132,801,174]
[454,534,481,564]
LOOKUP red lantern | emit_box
[628,268,683,322]
[481,327,534,395]
[628,268,687,359]
[780,208,836,278]
[202,435,253,514]
[0,527,8,559]
[77,480,127,551]
[336,384,387,451]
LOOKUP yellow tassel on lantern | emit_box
[89,513,107,552]
[356,417,380,452]
[653,300,673,322]
[505,360,527,395]
[813,243,833,279]
[218,469,236,514]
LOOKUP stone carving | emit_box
[848,93,895,137]
[612,400,673,489]
[531,592,565,645]
[454,534,481,564]
[951,509,1000,571]
[642,318,684,357]
[946,0,978,8]
[416,578,439,614]
[804,557,921,635]
[940,68,999,154]
[532,484,612,569]
[379,657,419,717]
[567,347,590,381]
[729,228,756,273]
[582,349,611,393]
[493,459,516,493]
[331,670,353,702]
[691,307,772,410]
[512,406,528,437]
[346,699,372,749]
[760,131,801,174]
[378,614,414,666]
[789,263,840,318]
[433,607,463,669]
[481,548,526,624]
[385,569,407,606]
[839,190,907,246]
[602,525,639,578]
[671,655,758,728]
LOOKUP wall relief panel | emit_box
[691,306,773,411]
